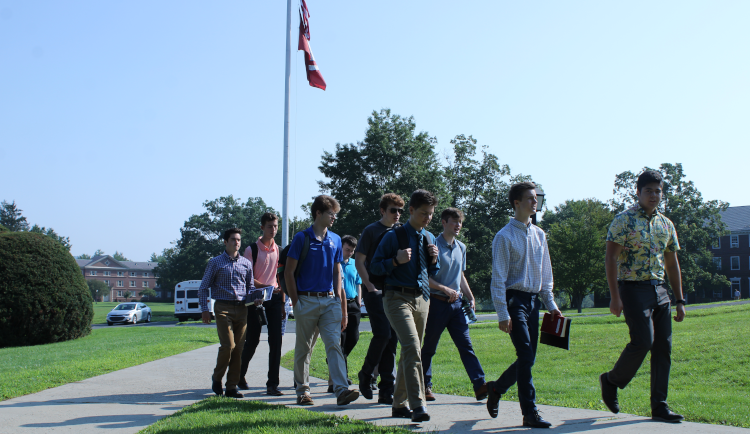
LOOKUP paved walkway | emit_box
[0,333,747,433]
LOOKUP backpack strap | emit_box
[294,232,310,279]
[394,225,409,251]
[250,242,258,264]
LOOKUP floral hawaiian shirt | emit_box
[606,206,680,282]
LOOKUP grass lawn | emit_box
[93,301,176,324]
[282,304,750,428]
[139,397,409,434]
[0,327,218,401]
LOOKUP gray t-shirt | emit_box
[356,221,391,284]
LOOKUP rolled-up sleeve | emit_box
[491,233,511,322]
[370,231,396,276]
[198,259,216,312]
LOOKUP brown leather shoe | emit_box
[425,386,436,401]
[336,389,360,405]
[266,387,284,396]
[297,394,314,405]
[475,382,488,401]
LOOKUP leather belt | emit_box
[620,280,665,286]
[385,285,421,296]
[298,291,334,297]
[215,299,245,306]
[430,293,461,303]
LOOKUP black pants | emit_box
[239,292,284,388]
[493,290,540,416]
[359,289,398,396]
[341,299,362,370]
[607,282,672,412]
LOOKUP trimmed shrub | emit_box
[0,224,8,233]
[0,232,93,347]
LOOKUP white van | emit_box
[174,280,215,321]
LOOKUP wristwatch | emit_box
[675,299,686,305]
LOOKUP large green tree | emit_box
[541,199,613,312]
[610,163,729,295]
[29,224,72,251]
[318,109,450,238]
[113,251,129,261]
[0,200,29,232]
[86,279,109,302]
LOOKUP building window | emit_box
[712,257,722,270]
[731,256,740,270]
[130,281,136,287]
[730,235,739,248]
[104,280,110,286]
[167,292,172,298]
[89,271,97,276]
[117,280,123,287]
[712,289,723,298]
[143,272,149,277]
[117,271,124,277]
[143,281,149,287]
[156,291,162,297]
[104,271,111,276]
[712,238,720,249]
[130,272,137,277]
[117,290,123,297]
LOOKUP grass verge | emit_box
[93,301,176,324]
[0,327,218,401]
[282,304,750,428]
[138,397,410,434]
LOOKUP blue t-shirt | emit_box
[431,233,466,296]
[288,226,343,292]
[342,257,362,299]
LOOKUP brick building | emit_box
[76,255,165,302]
[706,205,750,301]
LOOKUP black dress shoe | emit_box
[358,371,373,400]
[266,387,284,396]
[523,410,552,428]
[392,406,412,418]
[599,373,620,414]
[652,407,684,423]
[327,385,334,394]
[378,395,394,405]
[237,380,250,390]
[411,406,430,423]
[224,389,244,399]
[211,376,223,396]
[348,378,353,385]
[486,381,501,418]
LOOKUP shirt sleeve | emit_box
[370,231,397,276]
[242,245,253,264]
[198,258,216,312]
[334,237,344,264]
[427,233,440,277]
[491,232,511,322]
[355,226,371,255]
[245,260,255,294]
[287,231,305,260]
[665,220,681,252]
[606,214,628,246]
[539,235,558,312]
[461,242,467,272]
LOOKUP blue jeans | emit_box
[493,290,540,415]
[421,296,485,391]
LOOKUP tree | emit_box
[318,109,451,238]
[0,200,29,232]
[94,249,105,257]
[140,288,157,300]
[86,279,109,302]
[122,290,132,300]
[149,252,164,263]
[610,163,729,295]
[113,251,129,261]
[78,253,92,259]
[540,199,613,312]
[29,224,72,251]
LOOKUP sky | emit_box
[2,1,749,261]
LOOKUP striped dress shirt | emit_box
[491,218,558,322]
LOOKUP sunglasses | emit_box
[389,207,404,214]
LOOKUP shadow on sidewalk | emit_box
[2,389,213,408]
[21,413,165,429]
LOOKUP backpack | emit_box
[365,224,430,290]
[249,242,259,264]
[277,231,310,296]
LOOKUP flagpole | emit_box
[281,0,293,248]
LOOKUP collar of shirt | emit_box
[509,218,531,233]
[256,237,277,253]
[635,205,661,219]
[222,251,241,261]
[404,220,425,238]
[304,225,331,243]
[437,233,455,249]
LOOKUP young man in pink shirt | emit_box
[238,212,286,396]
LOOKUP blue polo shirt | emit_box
[431,233,466,296]
[288,226,343,292]
[342,257,362,299]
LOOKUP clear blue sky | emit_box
[2,1,748,261]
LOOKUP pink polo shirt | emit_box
[243,237,279,287]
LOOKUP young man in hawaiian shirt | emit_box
[601,170,687,423]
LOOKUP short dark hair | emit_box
[223,227,242,241]
[408,189,438,210]
[260,212,278,227]
[342,235,357,248]
[311,195,341,220]
[636,170,663,192]
[379,193,405,210]
[441,207,464,222]
[508,182,536,210]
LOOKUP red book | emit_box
[541,312,569,337]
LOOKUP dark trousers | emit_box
[341,299,362,369]
[359,290,398,396]
[493,290,540,415]
[422,296,485,391]
[607,282,672,412]
[239,292,284,388]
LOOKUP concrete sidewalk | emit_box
[0,333,746,434]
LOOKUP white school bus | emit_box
[174,280,215,321]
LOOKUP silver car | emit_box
[107,302,152,325]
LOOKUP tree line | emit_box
[153,109,729,310]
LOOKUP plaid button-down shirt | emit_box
[491,218,558,322]
[198,251,254,311]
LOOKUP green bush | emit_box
[0,232,93,347]
[0,224,8,233]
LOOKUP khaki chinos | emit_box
[213,300,248,390]
[384,288,430,410]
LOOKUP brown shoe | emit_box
[297,394,314,406]
[267,387,284,396]
[475,383,488,401]
[336,389,360,405]
[425,386,436,402]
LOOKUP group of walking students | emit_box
[197,170,688,428]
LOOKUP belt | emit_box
[430,293,460,303]
[297,291,334,297]
[215,299,245,306]
[346,298,357,303]
[385,285,421,296]
[620,280,664,286]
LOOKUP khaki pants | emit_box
[293,295,349,397]
[383,290,429,409]
[213,301,248,390]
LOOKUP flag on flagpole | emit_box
[298,0,326,90]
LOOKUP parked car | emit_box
[107,302,152,325]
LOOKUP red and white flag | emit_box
[298,0,326,90]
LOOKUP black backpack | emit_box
[277,232,310,295]
[366,224,430,290]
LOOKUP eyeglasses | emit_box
[389,208,404,214]
[326,211,337,218]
